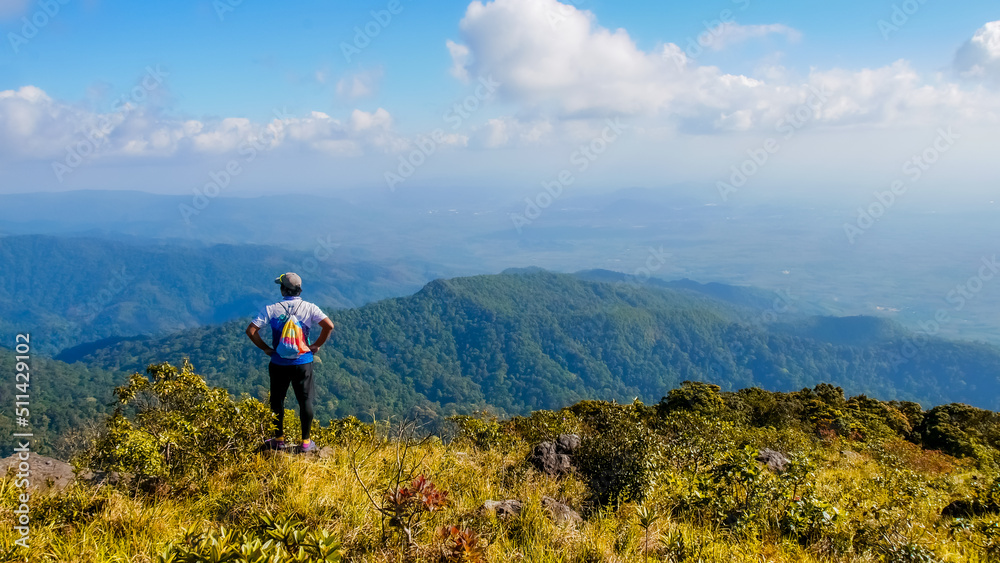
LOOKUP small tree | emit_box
[81,360,272,489]
[659,381,724,415]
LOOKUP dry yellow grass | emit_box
[0,431,996,562]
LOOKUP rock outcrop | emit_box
[527,434,580,478]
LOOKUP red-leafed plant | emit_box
[436,526,487,563]
[382,474,450,548]
[351,420,451,557]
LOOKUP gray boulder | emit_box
[528,441,573,477]
[756,449,790,472]
[542,496,582,525]
[555,434,581,454]
[528,434,581,478]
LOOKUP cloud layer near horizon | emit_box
[0,84,409,163]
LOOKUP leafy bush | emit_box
[312,415,375,447]
[780,492,838,543]
[657,410,739,475]
[505,408,581,444]
[725,386,806,430]
[915,404,1000,462]
[845,395,912,440]
[80,360,272,489]
[574,402,664,505]
[700,445,781,533]
[449,414,517,452]
[658,381,724,415]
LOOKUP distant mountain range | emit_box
[59,271,1000,427]
[5,189,1000,346]
[0,235,450,354]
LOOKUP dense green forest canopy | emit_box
[0,235,441,354]
[63,271,1000,429]
[0,350,118,458]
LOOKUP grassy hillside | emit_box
[4,364,1000,562]
[66,271,1000,424]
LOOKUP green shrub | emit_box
[843,395,912,441]
[657,410,738,475]
[80,360,273,489]
[658,381,724,416]
[915,404,1000,463]
[505,408,581,444]
[312,415,374,448]
[574,402,664,506]
[724,387,805,430]
[449,414,517,452]
[700,445,780,533]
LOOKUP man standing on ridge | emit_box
[245,272,334,454]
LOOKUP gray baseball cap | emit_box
[275,272,302,291]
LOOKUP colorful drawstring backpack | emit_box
[275,302,310,359]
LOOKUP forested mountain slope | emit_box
[0,235,443,354]
[67,271,1000,423]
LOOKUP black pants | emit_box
[268,362,315,441]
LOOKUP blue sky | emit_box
[0,0,998,199]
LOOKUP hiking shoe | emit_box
[262,437,286,451]
[298,440,317,454]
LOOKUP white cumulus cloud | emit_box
[447,0,1000,131]
[954,20,1000,83]
[0,85,405,161]
[470,116,554,148]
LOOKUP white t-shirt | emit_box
[251,297,329,365]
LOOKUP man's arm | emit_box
[308,317,335,353]
[246,323,274,355]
